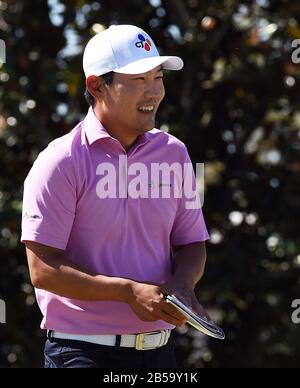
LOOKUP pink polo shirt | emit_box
[21,107,209,335]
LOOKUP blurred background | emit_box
[0,0,300,368]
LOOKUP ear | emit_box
[86,75,105,101]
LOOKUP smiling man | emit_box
[87,64,165,154]
[21,25,209,368]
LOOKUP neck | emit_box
[93,109,139,152]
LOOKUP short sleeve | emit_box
[21,146,76,250]
[170,149,209,246]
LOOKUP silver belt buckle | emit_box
[135,330,169,351]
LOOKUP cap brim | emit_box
[114,56,184,75]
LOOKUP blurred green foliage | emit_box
[0,0,300,368]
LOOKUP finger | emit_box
[155,309,187,326]
[162,300,188,321]
[162,303,188,323]
[162,301,186,320]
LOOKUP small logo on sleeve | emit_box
[23,212,42,220]
[135,34,152,51]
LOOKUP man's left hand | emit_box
[160,281,211,322]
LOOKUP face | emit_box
[99,66,165,135]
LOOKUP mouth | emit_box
[137,104,155,114]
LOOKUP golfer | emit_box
[21,24,209,368]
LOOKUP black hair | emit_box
[84,72,115,107]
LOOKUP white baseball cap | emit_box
[83,24,184,78]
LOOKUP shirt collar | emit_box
[83,107,112,145]
[83,107,150,147]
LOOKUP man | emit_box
[21,25,209,368]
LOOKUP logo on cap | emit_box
[135,34,152,51]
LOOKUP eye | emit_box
[133,77,145,81]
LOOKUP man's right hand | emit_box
[127,282,187,327]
